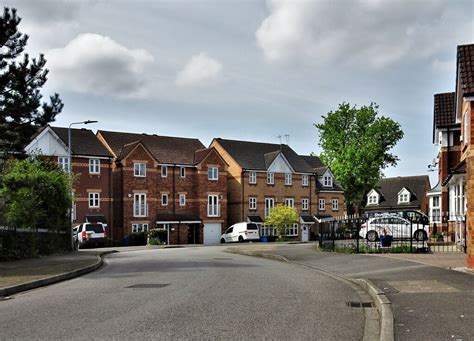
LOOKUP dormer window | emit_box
[398,188,411,204]
[367,190,379,205]
[323,175,332,187]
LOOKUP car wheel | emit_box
[220,238,226,244]
[414,230,427,242]
[238,236,244,243]
[366,230,378,242]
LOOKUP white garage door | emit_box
[203,223,222,245]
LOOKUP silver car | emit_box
[359,216,429,242]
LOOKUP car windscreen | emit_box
[247,223,258,230]
[86,224,104,233]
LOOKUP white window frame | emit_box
[161,193,168,206]
[58,157,70,172]
[285,198,294,208]
[132,223,149,233]
[332,199,339,211]
[134,163,146,177]
[286,223,298,236]
[161,165,168,178]
[267,172,274,185]
[89,158,100,174]
[133,193,147,217]
[431,196,441,223]
[88,192,100,208]
[323,176,332,187]
[208,195,219,217]
[368,195,378,205]
[265,198,275,217]
[180,166,185,178]
[249,171,257,184]
[179,194,186,206]
[318,199,325,211]
[302,198,309,211]
[208,167,219,181]
[285,173,292,186]
[249,197,257,210]
[398,193,409,204]
[302,174,309,186]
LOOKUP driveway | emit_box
[0,246,367,340]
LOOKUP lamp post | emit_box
[68,120,98,251]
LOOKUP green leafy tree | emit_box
[265,204,299,241]
[0,7,63,166]
[0,156,72,232]
[315,102,404,214]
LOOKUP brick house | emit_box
[97,130,228,245]
[427,92,462,236]
[25,125,114,236]
[364,176,430,221]
[211,138,318,241]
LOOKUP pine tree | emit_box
[0,7,63,165]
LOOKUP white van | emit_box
[220,222,260,243]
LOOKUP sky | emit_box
[5,0,474,186]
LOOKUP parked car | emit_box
[220,222,260,243]
[359,216,429,242]
[73,223,106,249]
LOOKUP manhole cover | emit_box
[126,284,170,289]
[346,301,374,308]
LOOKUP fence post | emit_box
[356,217,360,253]
[464,216,467,254]
[319,222,323,248]
[332,220,335,251]
[410,219,413,253]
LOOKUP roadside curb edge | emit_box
[0,250,118,297]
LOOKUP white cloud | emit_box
[47,33,154,97]
[175,53,223,87]
[256,0,473,69]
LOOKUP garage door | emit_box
[203,223,222,245]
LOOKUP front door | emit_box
[301,225,309,242]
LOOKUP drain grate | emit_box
[126,284,170,289]
[346,301,374,308]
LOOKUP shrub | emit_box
[148,228,167,246]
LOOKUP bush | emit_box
[148,228,167,246]
[127,232,147,246]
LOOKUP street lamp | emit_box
[68,120,98,250]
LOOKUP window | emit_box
[332,199,339,211]
[285,173,292,185]
[285,198,294,208]
[179,194,186,206]
[323,176,332,187]
[58,157,69,172]
[161,193,168,206]
[161,165,168,178]
[302,174,309,186]
[249,197,257,210]
[368,195,378,205]
[267,172,274,185]
[133,193,147,217]
[261,225,276,237]
[398,193,409,203]
[89,159,100,174]
[249,171,257,184]
[88,192,100,208]
[286,224,298,236]
[134,163,146,177]
[180,167,185,178]
[208,195,219,217]
[132,223,149,233]
[431,196,441,223]
[265,198,275,217]
[302,198,309,211]
[318,199,325,211]
[208,167,218,180]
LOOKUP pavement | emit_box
[0,246,369,340]
[227,243,474,341]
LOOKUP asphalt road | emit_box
[0,246,366,340]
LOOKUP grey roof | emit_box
[50,126,111,157]
[365,175,430,210]
[98,130,205,165]
[214,138,313,173]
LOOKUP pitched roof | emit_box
[50,126,111,157]
[441,160,466,186]
[299,154,344,192]
[365,175,430,210]
[433,92,456,128]
[457,44,474,97]
[98,130,205,165]
[214,138,313,173]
